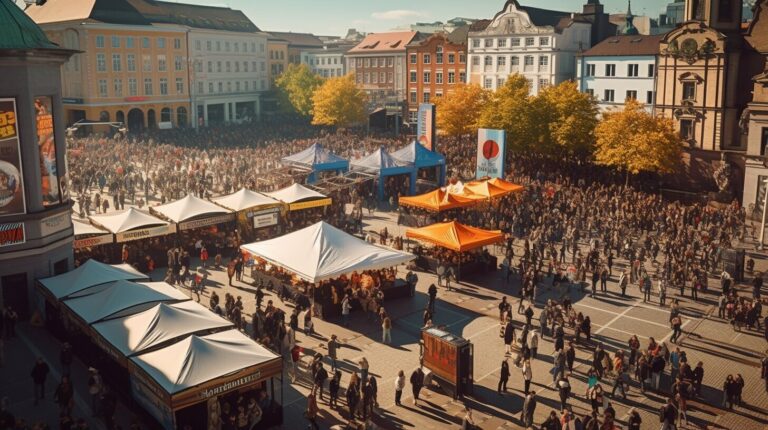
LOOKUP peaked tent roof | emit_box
[463,179,517,199]
[240,221,414,283]
[350,147,414,175]
[150,194,232,223]
[406,221,503,252]
[39,259,149,300]
[89,207,169,234]
[488,178,525,194]
[92,301,233,357]
[390,141,446,168]
[64,280,189,324]
[399,188,476,212]
[131,329,281,395]
[211,188,282,212]
[72,217,110,236]
[265,183,327,204]
[281,143,349,170]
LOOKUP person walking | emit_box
[346,376,360,420]
[660,397,677,430]
[522,358,533,395]
[557,376,571,411]
[394,370,405,406]
[87,367,102,416]
[328,371,340,409]
[521,391,537,428]
[503,319,516,354]
[670,315,683,344]
[53,376,74,416]
[410,367,424,406]
[341,294,351,327]
[30,358,49,406]
[359,357,369,386]
[427,284,437,314]
[313,363,328,402]
[305,390,320,430]
[498,359,510,394]
[382,314,392,344]
[618,269,628,297]
[327,335,339,372]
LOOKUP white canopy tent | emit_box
[211,188,282,212]
[240,221,415,283]
[64,280,189,324]
[150,194,234,231]
[130,329,281,396]
[92,301,233,357]
[39,259,148,300]
[265,183,326,204]
[72,217,109,236]
[350,146,414,174]
[90,207,175,242]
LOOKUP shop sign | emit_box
[245,206,281,219]
[0,221,25,247]
[289,198,332,211]
[73,234,113,249]
[62,98,84,105]
[40,212,72,237]
[199,371,261,400]
[179,213,234,231]
[116,224,176,243]
[253,212,278,228]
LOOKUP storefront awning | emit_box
[39,259,149,300]
[240,221,415,283]
[406,221,503,252]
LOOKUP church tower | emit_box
[685,0,743,33]
[580,0,614,46]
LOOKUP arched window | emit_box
[160,107,172,122]
[99,111,110,121]
[116,111,125,124]
[176,107,188,127]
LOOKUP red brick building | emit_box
[405,27,468,123]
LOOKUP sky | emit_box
[164,0,673,36]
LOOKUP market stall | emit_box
[212,188,285,240]
[129,329,283,429]
[281,143,349,184]
[462,178,522,200]
[150,194,236,256]
[350,146,416,201]
[89,207,175,243]
[390,141,446,190]
[406,221,502,280]
[240,221,415,318]
[72,217,113,251]
[266,183,332,230]
[38,259,148,301]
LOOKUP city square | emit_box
[0,1,767,430]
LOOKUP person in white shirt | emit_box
[394,370,405,406]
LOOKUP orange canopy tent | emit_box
[406,221,503,252]
[463,179,517,200]
[488,178,525,194]
[399,188,477,212]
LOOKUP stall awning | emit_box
[89,208,176,242]
[92,301,233,357]
[265,183,331,210]
[406,221,503,252]
[488,178,525,194]
[39,260,149,300]
[350,147,414,175]
[240,221,415,283]
[73,217,109,236]
[399,188,477,212]
[463,179,518,200]
[130,329,281,399]
[150,194,233,224]
[211,188,282,212]
[281,143,349,171]
[64,280,189,324]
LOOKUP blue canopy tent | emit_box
[390,141,446,188]
[281,143,349,183]
[350,147,416,201]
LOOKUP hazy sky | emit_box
[164,0,672,36]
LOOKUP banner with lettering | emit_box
[417,103,436,151]
[0,222,25,247]
[35,96,61,206]
[475,128,506,179]
[0,98,26,216]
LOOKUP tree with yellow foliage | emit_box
[595,99,682,185]
[538,81,599,156]
[275,63,323,117]
[478,74,538,151]
[312,74,367,128]
[434,83,490,138]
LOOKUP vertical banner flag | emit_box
[0,98,26,216]
[35,96,61,206]
[476,128,506,179]
[417,103,436,151]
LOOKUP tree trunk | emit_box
[625,169,630,189]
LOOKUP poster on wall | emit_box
[475,128,506,179]
[0,222,25,247]
[417,103,436,151]
[0,98,26,216]
[35,96,61,206]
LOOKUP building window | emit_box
[218,82,223,93]
[646,91,655,104]
[485,39,493,48]
[195,40,201,51]
[423,71,431,83]
[96,53,106,72]
[448,71,455,84]
[484,78,493,89]
[144,78,153,95]
[436,50,443,65]
[511,38,520,47]
[586,64,595,77]
[680,119,694,140]
[244,81,249,91]
[605,64,616,77]
[127,54,136,72]
[217,61,222,73]
[225,41,230,52]
[498,38,507,48]
[143,55,151,72]
[472,56,480,66]
[538,56,548,71]
[604,89,615,102]
[206,41,212,51]
[448,53,455,64]
[157,38,166,49]
[388,72,393,83]
[113,79,123,97]
[459,53,466,63]
[128,78,137,96]
[585,88,594,97]
[472,39,480,48]
[459,71,466,82]
[539,78,549,89]
[235,62,239,73]
[111,35,120,48]
[207,61,212,73]
[235,82,240,92]
[175,56,183,71]
[423,54,431,64]
[628,64,639,77]
[436,72,443,84]
[216,41,221,51]
[410,54,417,64]
[126,37,134,48]
[484,56,493,66]
[372,73,378,84]
[648,64,655,77]
[226,61,231,73]
[112,54,121,72]
[423,92,430,103]
[410,91,417,103]
[209,82,214,93]
[524,55,534,71]
[682,81,696,100]
[98,79,107,97]
[142,37,150,49]
[95,35,104,48]
[626,90,637,101]
[176,78,184,94]
[158,55,167,72]
[525,37,535,47]
[380,72,385,82]
[410,70,417,83]
[497,56,506,68]
[198,81,204,94]
[174,38,181,50]
[379,58,385,67]
[540,37,549,46]
[498,78,506,87]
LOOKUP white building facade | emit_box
[300,47,348,78]
[467,1,592,94]
[189,29,269,126]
